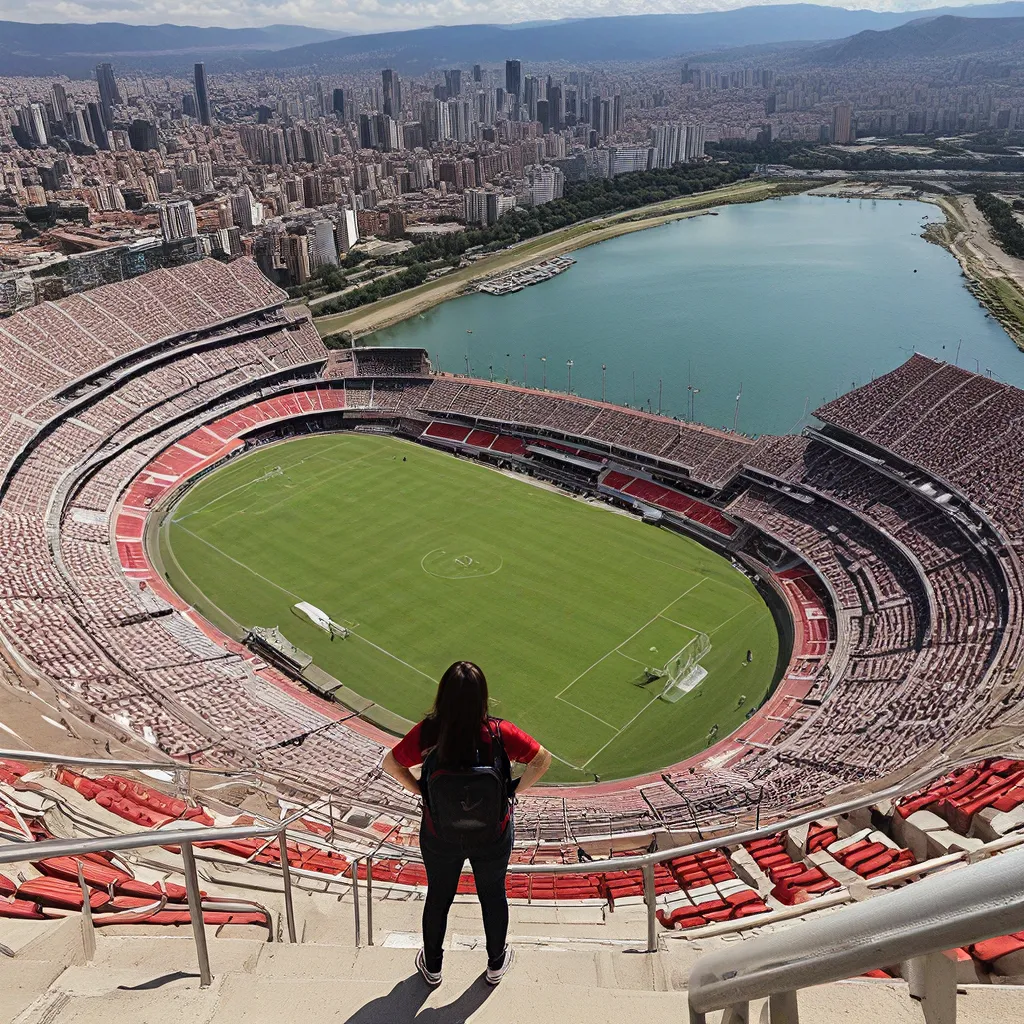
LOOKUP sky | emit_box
[5,0,1016,34]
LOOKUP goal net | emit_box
[659,632,712,703]
[293,601,350,639]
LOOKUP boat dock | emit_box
[477,255,576,295]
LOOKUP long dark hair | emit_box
[421,661,489,764]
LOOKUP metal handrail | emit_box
[0,746,979,954]
[687,843,1024,1024]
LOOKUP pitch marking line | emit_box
[555,695,617,731]
[581,693,661,771]
[555,579,705,700]
[658,614,702,633]
[614,650,648,668]
[176,528,437,685]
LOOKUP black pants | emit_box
[419,821,513,972]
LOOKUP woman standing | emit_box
[382,661,552,987]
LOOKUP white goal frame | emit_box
[659,632,711,703]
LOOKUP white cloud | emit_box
[4,0,1013,33]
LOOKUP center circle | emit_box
[421,547,504,580]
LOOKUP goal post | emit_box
[659,632,711,703]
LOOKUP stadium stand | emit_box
[2,254,1024,958]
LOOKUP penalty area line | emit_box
[177,529,436,686]
[555,695,618,731]
[555,579,705,699]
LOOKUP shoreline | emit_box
[919,193,1024,352]
[313,179,801,341]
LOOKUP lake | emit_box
[367,195,1023,436]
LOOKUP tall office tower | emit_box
[85,102,109,149]
[382,69,401,117]
[536,99,550,135]
[612,94,623,133]
[590,95,602,133]
[601,99,613,139]
[333,88,345,118]
[523,76,538,121]
[445,69,462,97]
[473,64,482,82]
[315,80,325,115]
[94,63,120,129]
[548,84,563,130]
[505,59,522,101]
[50,83,69,122]
[832,103,854,144]
[194,63,212,126]
[337,207,359,252]
[159,199,199,242]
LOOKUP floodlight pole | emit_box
[567,359,573,394]
[658,377,663,416]
[523,353,527,385]
[541,356,547,389]
[602,364,606,403]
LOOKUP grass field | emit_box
[159,434,780,782]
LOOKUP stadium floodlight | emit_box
[293,601,349,639]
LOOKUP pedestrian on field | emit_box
[382,661,552,988]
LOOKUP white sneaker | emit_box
[485,945,515,985]
[416,948,442,987]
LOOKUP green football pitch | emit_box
[158,433,781,782]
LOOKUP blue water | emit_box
[368,195,1023,436]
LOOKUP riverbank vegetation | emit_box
[310,163,744,318]
[975,192,1024,260]
[709,138,1024,173]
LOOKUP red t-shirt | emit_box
[392,717,540,768]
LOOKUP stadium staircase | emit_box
[3,755,1024,1023]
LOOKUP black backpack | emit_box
[422,718,514,845]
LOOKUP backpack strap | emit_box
[486,718,516,798]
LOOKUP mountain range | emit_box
[6,4,1024,77]
[810,12,1024,61]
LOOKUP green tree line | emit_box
[975,191,1024,260]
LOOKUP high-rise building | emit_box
[194,63,212,126]
[128,119,159,152]
[650,123,687,168]
[95,63,120,129]
[382,69,401,117]
[445,69,462,97]
[159,199,198,242]
[279,234,310,285]
[85,102,108,150]
[337,208,359,252]
[505,59,522,102]
[524,164,564,206]
[50,83,69,122]
[332,89,345,118]
[230,186,263,231]
[310,219,339,268]
[832,103,854,145]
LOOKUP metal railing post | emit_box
[722,1004,749,1024]
[351,857,362,948]
[181,840,213,988]
[277,829,297,944]
[76,862,95,963]
[642,863,658,953]
[769,990,799,1024]
[366,855,374,946]
[907,952,957,1024]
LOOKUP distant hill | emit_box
[811,13,1024,61]
[6,4,1024,77]
[253,2,1024,71]
[0,21,346,76]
